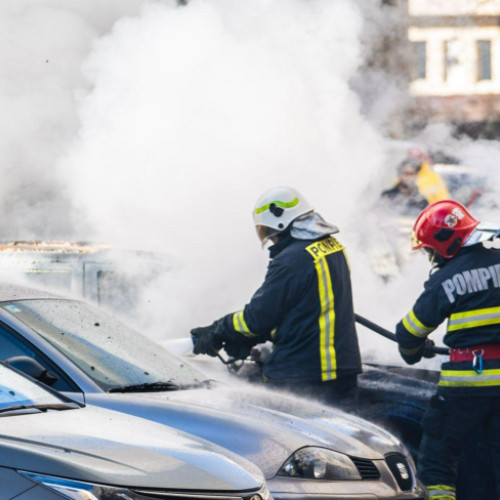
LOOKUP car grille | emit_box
[350,457,381,479]
[131,490,263,500]
[385,453,414,491]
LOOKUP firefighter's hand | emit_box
[422,339,436,359]
[191,318,226,356]
[224,342,252,360]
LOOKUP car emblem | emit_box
[444,214,458,228]
[396,462,409,480]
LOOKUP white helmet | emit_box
[253,186,313,243]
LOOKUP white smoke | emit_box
[3,0,498,368]
[59,0,387,339]
[0,0,143,238]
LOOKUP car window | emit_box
[0,326,36,360]
[0,325,79,393]
[0,363,62,410]
[0,299,206,390]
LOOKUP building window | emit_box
[444,39,461,83]
[412,41,426,80]
[477,40,492,81]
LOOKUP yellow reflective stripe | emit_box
[448,306,500,332]
[399,345,421,355]
[427,484,456,499]
[315,258,336,381]
[451,305,500,319]
[442,368,500,376]
[255,198,298,214]
[449,317,500,331]
[342,249,351,271]
[402,309,433,338]
[232,310,257,338]
[305,237,344,261]
[439,368,500,387]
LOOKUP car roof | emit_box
[0,282,62,302]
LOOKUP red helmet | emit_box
[412,200,479,258]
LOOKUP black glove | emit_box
[422,338,436,359]
[224,339,253,360]
[191,318,228,356]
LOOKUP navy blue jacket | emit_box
[396,244,500,395]
[224,233,361,382]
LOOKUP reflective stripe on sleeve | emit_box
[438,368,500,387]
[315,257,337,381]
[232,310,257,337]
[448,306,500,332]
[402,309,434,338]
[399,345,421,355]
[427,484,456,499]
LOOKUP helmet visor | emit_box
[256,225,280,245]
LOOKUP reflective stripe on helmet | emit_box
[255,198,299,214]
[253,187,313,232]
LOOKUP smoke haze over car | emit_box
[0,0,499,367]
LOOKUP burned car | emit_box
[0,283,426,499]
[0,241,171,315]
[0,360,270,500]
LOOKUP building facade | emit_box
[408,0,500,130]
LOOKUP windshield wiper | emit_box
[108,381,183,393]
[0,402,80,415]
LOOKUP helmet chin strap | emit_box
[423,247,445,268]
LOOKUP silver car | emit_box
[0,362,270,500]
[0,284,427,500]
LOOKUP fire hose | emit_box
[194,314,450,366]
[355,313,449,355]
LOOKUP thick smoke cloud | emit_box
[4,0,498,367]
[59,0,387,339]
[0,0,143,239]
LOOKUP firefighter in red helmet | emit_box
[395,200,500,499]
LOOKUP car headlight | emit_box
[278,447,362,480]
[18,472,140,499]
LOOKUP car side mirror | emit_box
[4,356,59,387]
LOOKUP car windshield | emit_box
[0,363,62,410]
[0,299,206,390]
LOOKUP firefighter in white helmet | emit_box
[191,186,362,406]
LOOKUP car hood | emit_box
[0,405,263,490]
[87,383,407,478]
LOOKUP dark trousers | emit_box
[266,374,358,412]
[419,393,500,499]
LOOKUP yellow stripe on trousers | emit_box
[315,257,336,381]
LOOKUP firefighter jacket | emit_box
[396,244,500,395]
[223,233,362,383]
[415,162,450,204]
